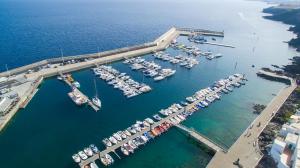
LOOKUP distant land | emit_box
[260,1,300,76]
[263,6,300,52]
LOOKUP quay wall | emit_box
[0,42,156,78]
[177,28,224,37]
[0,27,224,78]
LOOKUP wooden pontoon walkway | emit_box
[175,124,226,152]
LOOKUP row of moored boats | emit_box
[72,73,246,167]
[123,57,176,81]
[93,65,152,98]
[170,41,222,60]
[153,51,199,69]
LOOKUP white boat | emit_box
[78,151,88,160]
[113,133,122,141]
[102,138,112,147]
[84,147,93,156]
[121,146,129,156]
[90,144,99,153]
[68,91,87,105]
[124,130,132,137]
[109,136,118,144]
[145,118,154,125]
[92,97,101,108]
[72,81,81,88]
[90,162,99,168]
[72,154,81,163]
[154,75,165,81]
[124,143,134,153]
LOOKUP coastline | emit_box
[262,5,300,52]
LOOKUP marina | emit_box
[0,1,298,167]
[74,74,246,167]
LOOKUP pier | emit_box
[206,75,297,168]
[78,75,244,167]
[61,74,99,111]
[202,42,235,48]
[257,69,291,84]
[175,124,226,152]
[79,107,185,168]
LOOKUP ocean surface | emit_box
[0,0,298,168]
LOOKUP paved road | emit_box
[206,80,297,168]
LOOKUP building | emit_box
[270,110,300,168]
[0,97,12,116]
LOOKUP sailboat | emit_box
[92,79,102,109]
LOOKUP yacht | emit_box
[124,130,132,137]
[154,75,165,81]
[215,53,222,58]
[153,114,162,121]
[121,146,129,156]
[84,147,93,156]
[109,136,118,144]
[113,133,122,141]
[124,143,134,153]
[90,144,99,153]
[72,154,81,163]
[92,79,102,108]
[145,118,154,125]
[78,151,88,160]
[90,162,99,168]
[68,90,87,106]
[102,138,112,147]
[72,81,81,88]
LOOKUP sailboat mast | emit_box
[60,48,64,64]
[94,78,98,98]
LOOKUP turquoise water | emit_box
[0,0,298,168]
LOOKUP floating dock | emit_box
[175,124,226,152]
[202,42,235,48]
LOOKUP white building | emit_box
[0,97,12,116]
[280,123,300,137]
[271,139,287,163]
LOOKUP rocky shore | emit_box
[253,104,266,114]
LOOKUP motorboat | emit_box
[72,154,81,163]
[90,144,99,153]
[109,136,118,144]
[121,146,129,156]
[84,147,93,156]
[102,138,112,147]
[78,151,88,160]
[113,133,122,141]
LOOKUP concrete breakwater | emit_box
[0,27,224,78]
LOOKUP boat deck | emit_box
[61,74,99,112]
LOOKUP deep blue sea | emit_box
[0,0,298,168]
